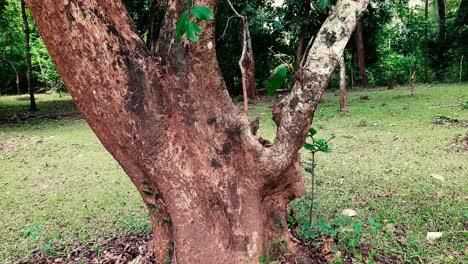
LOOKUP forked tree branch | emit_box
[260,0,369,178]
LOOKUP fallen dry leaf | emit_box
[321,236,334,255]
[396,236,406,245]
[431,173,446,182]
[342,209,357,217]
[386,223,397,233]
[426,232,443,241]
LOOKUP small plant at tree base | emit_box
[303,127,335,227]
[175,1,214,42]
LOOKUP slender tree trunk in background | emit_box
[339,57,347,112]
[240,18,257,102]
[411,57,417,96]
[146,0,167,51]
[424,0,429,82]
[21,0,36,111]
[351,51,356,88]
[388,75,396,90]
[436,0,446,80]
[227,0,257,111]
[354,19,367,87]
[460,56,464,83]
[0,57,20,94]
[26,0,368,262]
[296,0,312,68]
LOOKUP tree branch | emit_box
[261,0,369,178]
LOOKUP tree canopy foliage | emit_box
[0,0,466,95]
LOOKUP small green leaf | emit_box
[354,221,363,234]
[175,11,190,42]
[186,21,202,42]
[191,6,214,21]
[309,127,318,136]
[303,142,316,151]
[267,64,288,95]
[186,0,193,6]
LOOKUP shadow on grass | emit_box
[0,94,80,124]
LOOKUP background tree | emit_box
[26,0,369,262]
[20,0,35,110]
[436,0,446,79]
[225,0,257,110]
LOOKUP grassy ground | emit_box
[0,84,467,263]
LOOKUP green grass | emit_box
[0,84,467,263]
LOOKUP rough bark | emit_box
[21,0,36,111]
[339,57,347,112]
[410,57,417,96]
[354,19,367,87]
[26,0,368,262]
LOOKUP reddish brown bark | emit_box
[26,0,368,262]
[354,19,367,87]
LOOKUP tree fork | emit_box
[26,0,368,262]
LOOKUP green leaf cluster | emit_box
[303,127,335,154]
[266,63,290,95]
[175,5,214,43]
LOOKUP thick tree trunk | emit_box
[436,0,446,80]
[21,0,36,111]
[339,57,347,112]
[26,0,368,262]
[354,19,367,87]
